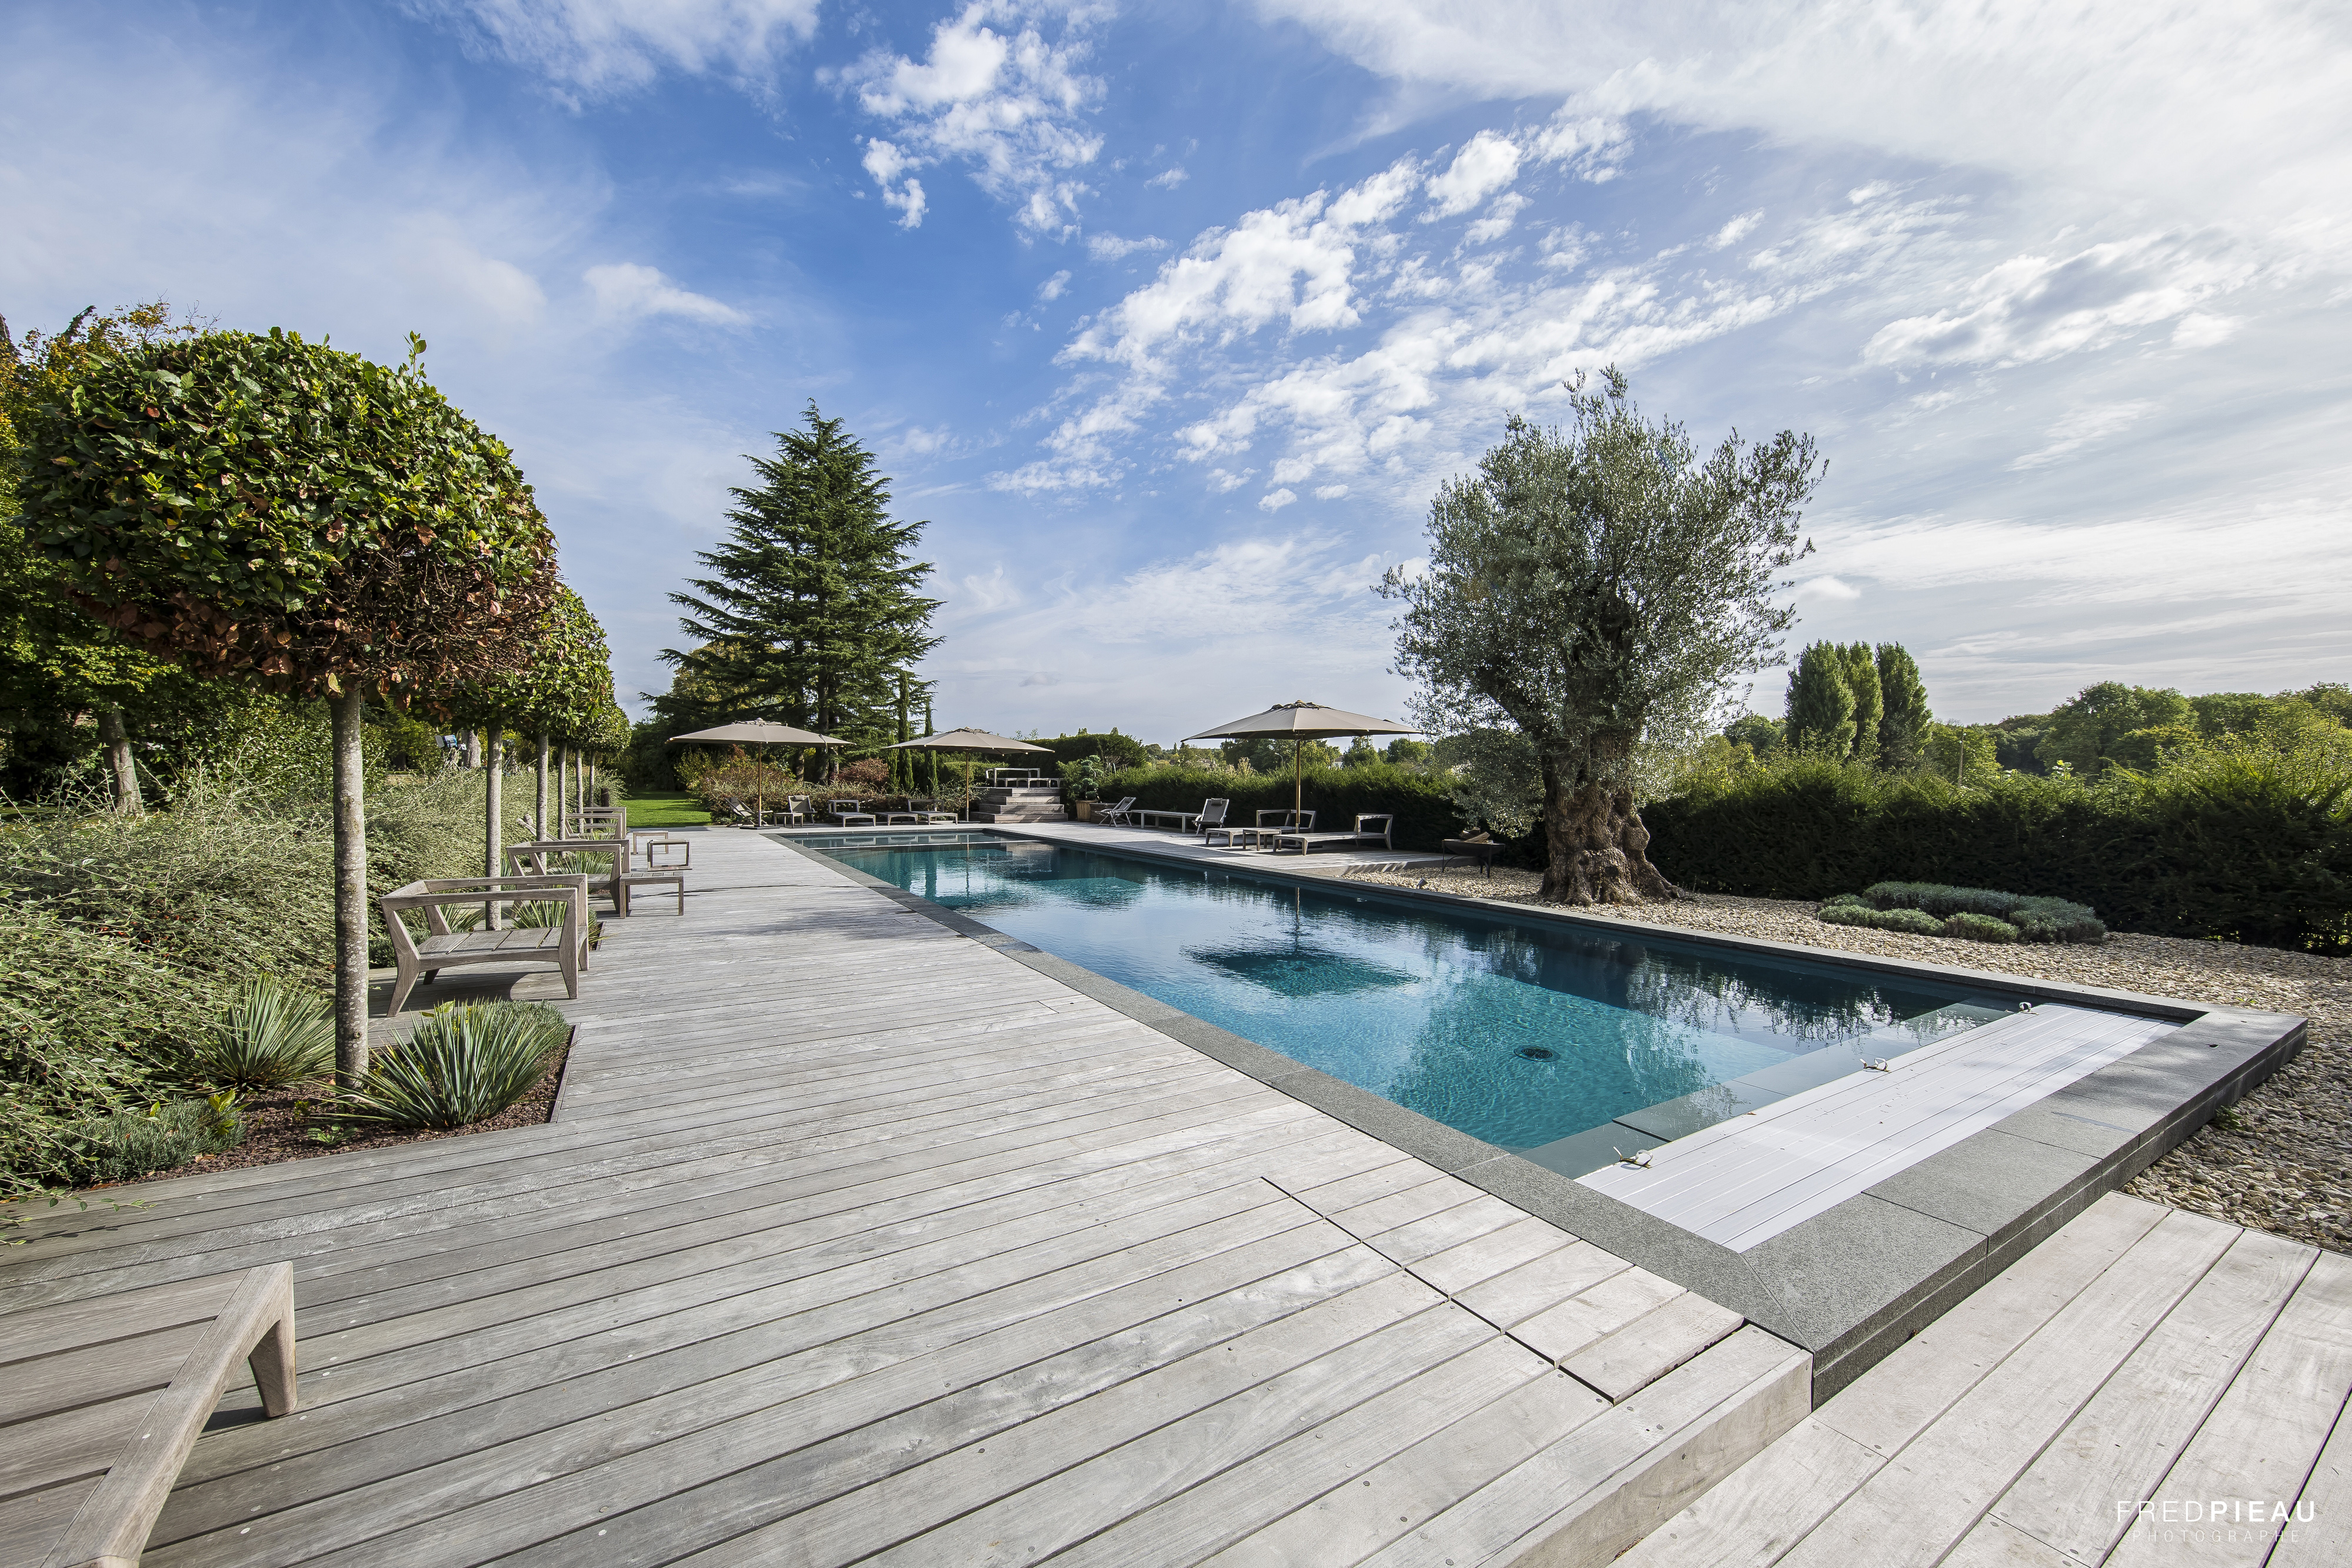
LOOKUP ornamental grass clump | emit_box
[1860,882,2104,943]
[199,976,334,1091]
[57,1093,243,1186]
[339,1001,569,1129]
[1817,898,1945,937]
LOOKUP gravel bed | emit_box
[1342,863,2350,1254]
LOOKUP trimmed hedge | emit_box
[1088,763,1462,851]
[1647,753,2352,952]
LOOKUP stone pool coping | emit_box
[771,830,2307,1401]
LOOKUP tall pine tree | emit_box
[1875,643,1932,769]
[667,405,941,746]
[1784,642,1856,756]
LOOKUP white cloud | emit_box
[1087,232,1167,260]
[1207,466,1252,492]
[1257,1,2352,266]
[1709,211,1763,249]
[2007,401,2156,471]
[583,262,745,323]
[1259,487,1298,511]
[838,2,1104,236]
[409,0,819,98]
[1037,268,1071,301]
[1422,130,1521,219]
[1146,166,1189,189]
[2171,312,2243,349]
[1271,456,1317,483]
[1462,192,1526,246]
[1864,234,2255,369]
[1314,483,1350,499]
[1794,574,1861,602]
[862,138,928,228]
[1062,157,1420,373]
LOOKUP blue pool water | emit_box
[806,833,2011,1153]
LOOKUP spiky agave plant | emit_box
[199,976,335,1090]
[339,1002,571,1129]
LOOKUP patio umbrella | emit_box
[669,720,847,820]
[1186,700,1419,821]
[885,728,1053,813]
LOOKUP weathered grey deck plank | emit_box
[1,827,1789,1567]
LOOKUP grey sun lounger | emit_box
[1275,813,1394,854]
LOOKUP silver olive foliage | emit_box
[1381,369,1823,900]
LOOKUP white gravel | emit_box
[1341,862,2351,1254]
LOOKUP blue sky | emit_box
[5,1,2348,740]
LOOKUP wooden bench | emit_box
[381,873,589,1015]
[615,868,687,916]
[1,1263,297,1568]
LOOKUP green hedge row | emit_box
[1089,764,1463,851]
[1643,755,2352,953]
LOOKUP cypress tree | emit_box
[667,405,941,743]
[1842,643,1883,767]
[1784,642,1856,758]
[1875,643,1932,770]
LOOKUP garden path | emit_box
[0,827,1799,1567]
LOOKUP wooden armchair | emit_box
[379,873,589,1015]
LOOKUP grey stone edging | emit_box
[769,831,2306,1402]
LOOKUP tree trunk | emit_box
[463,728,481,769]
[98,706,143,815]
[484,724,504,930]
[330,688,371,1089]
[1538,770,1677,905]
[535,730,550,840]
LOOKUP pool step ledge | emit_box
[1464,1325,1813,1568]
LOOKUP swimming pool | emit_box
[800,832,2028,1168]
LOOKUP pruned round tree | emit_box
[14,327,557,1082]
[1382,369,1823,904]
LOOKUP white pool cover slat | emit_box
[1578,1004,2177,1252]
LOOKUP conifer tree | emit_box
[1875,643,1932,770]
[667,405,941,747]
[1784,642,1856,756]
[1842,643,1884,767]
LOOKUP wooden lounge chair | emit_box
[1097,796,1140,826]
[827,799,875,826]
[381,873,589,1014]
[905,797,959,825]
[1276,813,1394,855]
[1,1264,299,1568]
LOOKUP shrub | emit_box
[198,976,334,1090]
[1942,911,2020,943]
[1817,902,1945,936]
[1862,882,2105,943]
[1094,762,1463,850]
[56,1093,243,1186]
[339,1001,569,1129]
[1645,748,2351,952]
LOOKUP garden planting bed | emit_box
[91,1048,569,1190]
[1348,863,2351,1255]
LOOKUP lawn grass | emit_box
[625,792,711,828]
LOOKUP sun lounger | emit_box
[382,873,589,1013]
[1096,796,1140,826]
[905,797,960,825]
[827,799,875,826]
[1275,813,1394,855]
[1,1264,298,1568]
[1134,797,1230,832]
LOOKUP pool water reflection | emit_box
[812,835,2010,1152]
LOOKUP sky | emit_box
[4,1,2348,740]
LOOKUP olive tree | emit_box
[15,328,555,1083]
[1382,369,1822,903]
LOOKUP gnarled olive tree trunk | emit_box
[1537,746,1676,905]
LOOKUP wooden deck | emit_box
[1582,1005,2182,1251]
[0,828,1802,1567]
[1620,1192,2352,1566]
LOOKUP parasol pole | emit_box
[1294,737,1304,821]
